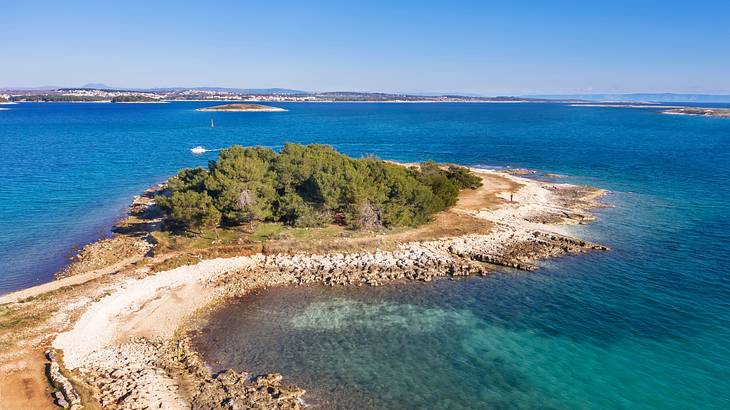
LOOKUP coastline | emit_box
[568,103,682,109]
[0,167,608,409]
[113,101,167,104]
[6,99,548,105]
[661,107,730,118]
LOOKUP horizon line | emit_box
[3,85,730,97]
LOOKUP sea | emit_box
[1,101,728,409]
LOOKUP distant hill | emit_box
[81,83,114,89]
[527,93,730,103]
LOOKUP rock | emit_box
[110,368,126,378]
[46,354,82,408]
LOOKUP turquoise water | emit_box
[2,102,729,408]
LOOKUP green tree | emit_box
[157,144,482,232]
[445,165,483,189]
[157,191,221,231]
[168,167,208,192]
[204,146,277,224]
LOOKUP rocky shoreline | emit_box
[1,168,609,409]
[222,229,605,294]
[662,107,730,117]
[55,230,605,409]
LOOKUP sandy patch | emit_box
[0,351,55,409]
[53,256,254,369]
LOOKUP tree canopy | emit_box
[111,95,159,102]
[156,144,481,231]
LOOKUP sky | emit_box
[2,0,729,95]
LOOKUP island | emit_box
[196,103,287,112]
[569,103,730,119]
[0,145,608,409]
[662,107,730,117]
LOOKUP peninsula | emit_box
[0,145,608,409]
[196,103,286,112]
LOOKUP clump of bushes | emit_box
[111,95,159,103]
[156,144,481,232]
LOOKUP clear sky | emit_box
[2,0,729,95]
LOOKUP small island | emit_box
[0,145,608,409]
[196,103,287,112]
[662,107,730,118]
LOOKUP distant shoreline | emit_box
[5,99,546,104]
[569,103,683,109]
[661,107,730,118]
[113,101,167,104]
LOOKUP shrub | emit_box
[156,190,221,231]
[445,165,483,189]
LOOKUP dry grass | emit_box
[456,171,522,211]
[149,255,203,273]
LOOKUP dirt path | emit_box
[0,256,144,305]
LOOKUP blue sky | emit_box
[2,0,729,94]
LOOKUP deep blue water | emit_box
[1,102,729,408]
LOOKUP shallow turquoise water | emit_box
[195,278,729,409]
[1,102,729,408]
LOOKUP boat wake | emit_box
[190,146,223,154]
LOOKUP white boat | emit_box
[191,146,207,154]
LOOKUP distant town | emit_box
[5,87,727,105]
[0,86,553,103]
